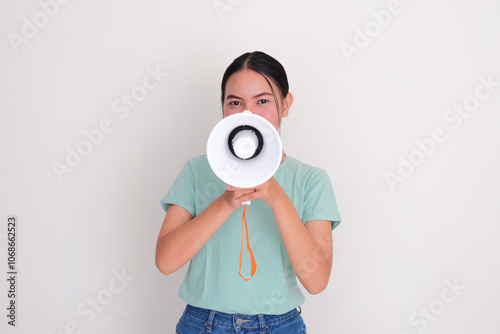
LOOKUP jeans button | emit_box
[236,318,243,325]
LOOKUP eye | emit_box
[229,101,242,106]
[258,99,269,104]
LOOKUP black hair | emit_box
[221,51,289,119]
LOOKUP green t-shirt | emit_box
[160,155,341,315]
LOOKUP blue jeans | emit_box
[176,304,307,334]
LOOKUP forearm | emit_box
[156,196,234,275]
[272,196,332,294]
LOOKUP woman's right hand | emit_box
[220,185,256,210]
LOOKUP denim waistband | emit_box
[184,304,301,331]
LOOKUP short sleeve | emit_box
[302,168,341,230]
[160,160,196,217]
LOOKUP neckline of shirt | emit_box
[275,153,292,176]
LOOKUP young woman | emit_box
[156,51,341,333]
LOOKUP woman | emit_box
[156,51,341,333]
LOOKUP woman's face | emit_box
[222,69,290,130]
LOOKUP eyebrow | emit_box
[225,92,273,100]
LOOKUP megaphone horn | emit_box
[207,110,282,190]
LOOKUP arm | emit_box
[228,178,334,294]
[155,187,253,276]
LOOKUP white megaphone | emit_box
[207,110,282,204]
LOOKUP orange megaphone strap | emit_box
[239,204,257,281]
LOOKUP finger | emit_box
[235,192,258,204]
[226,184,256,192]
[232,198,243,208]
[226,184,245,192]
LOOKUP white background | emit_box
[1,0,499,333]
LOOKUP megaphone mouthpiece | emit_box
[228,125,264,160]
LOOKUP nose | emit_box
[241,102,256,112]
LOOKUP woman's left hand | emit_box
[225,177,287,209]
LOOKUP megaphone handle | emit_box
[242,200,251,205]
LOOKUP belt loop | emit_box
[206,310,216,332]
[297,306,302,314]
[258,314,267,334]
